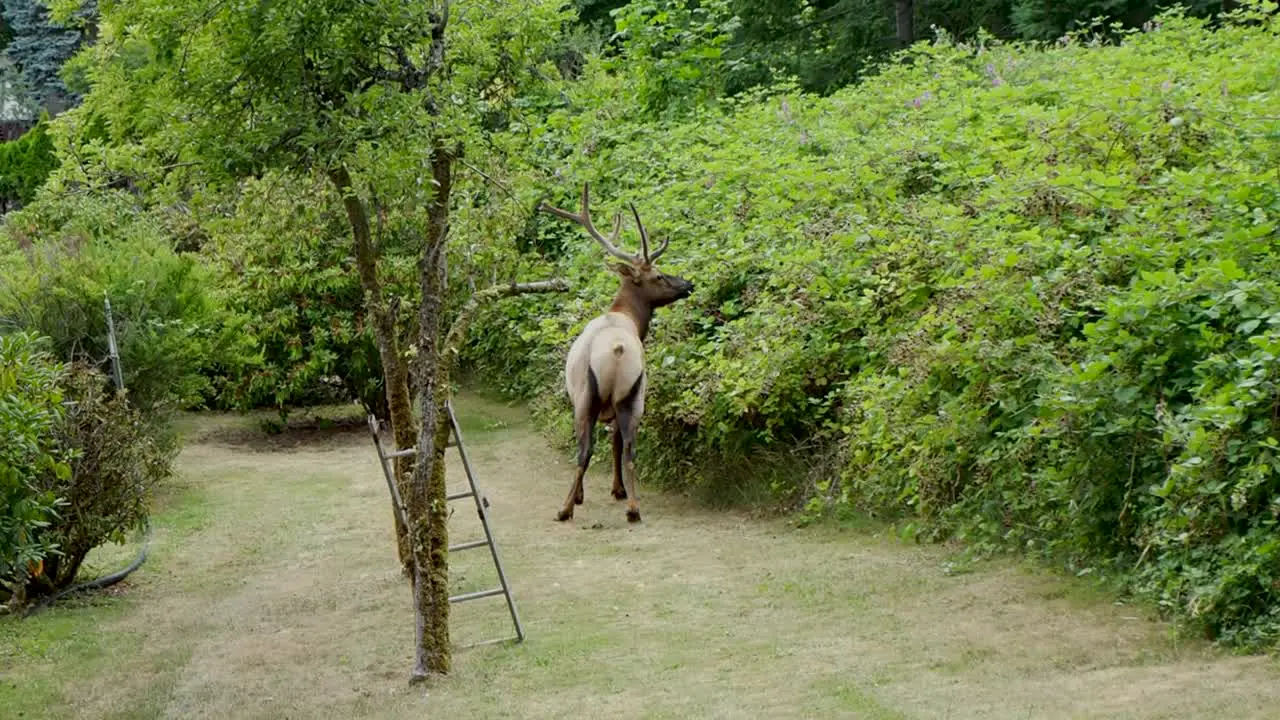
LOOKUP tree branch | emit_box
[456,157,529,214]
[442,279,570,366]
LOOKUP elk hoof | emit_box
[626,509,641,523]
[612,487,628,500]
[556,509,574,522]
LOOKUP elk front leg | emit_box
[557,403,598,522]
[610,422,627,500]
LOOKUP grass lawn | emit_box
[2,392,1278,719]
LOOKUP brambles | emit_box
[468,5,1280,649]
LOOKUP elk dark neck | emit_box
[609,290,653,341]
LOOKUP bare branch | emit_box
[442,279,570,365]
[456,157,523,209]
[426,0,451,79]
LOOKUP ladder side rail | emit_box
[368,416,412,533]
[446,402,526,643]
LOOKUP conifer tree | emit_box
[1,0,95,111]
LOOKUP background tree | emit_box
[895,0,914,46]
[594,0,1231,99]
[53,0,571,680]
[0,113,55,211]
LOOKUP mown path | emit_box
[3,392,1279,719]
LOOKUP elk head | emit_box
[540,183,693,340]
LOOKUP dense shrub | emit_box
[0,357,171,606]
[0,190,244,416]
[199,172,411,419]
[464,5,1280,647]
[0,332,67,603]
[18,363,171,601]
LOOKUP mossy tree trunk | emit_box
[329,165,417,578]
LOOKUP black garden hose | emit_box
[21,519,153,618]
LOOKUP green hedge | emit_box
[464,6,1280,648]
[0,116,57,212]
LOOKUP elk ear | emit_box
[607,261,638,282]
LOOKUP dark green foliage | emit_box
[596,0,1230,102]
[470,5,1280,649]
[0,332,67,602]
[0,0,95,110]
[202,172,418,420]
[0,114,57,211]
[574,0,628,30]
[1009,0,1220,39]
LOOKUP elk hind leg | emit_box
[558,373,601,522]
[610,422,626,500]
[615,378,644,523]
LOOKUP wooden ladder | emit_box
[367,401,526,649]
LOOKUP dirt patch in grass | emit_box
[3,392,1278,719]
[176,404,371,453]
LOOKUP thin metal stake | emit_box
[104,294,124,391]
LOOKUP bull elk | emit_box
[539,184,695,523]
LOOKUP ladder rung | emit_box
[450,587,505,604]
[449,539,488,552]
[459,636,521,650]
[447,490,473,501]
[383,439,457,460]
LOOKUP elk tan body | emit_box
[566,312,646,425]
[540,184,694,523]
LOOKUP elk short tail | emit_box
[612,341,625,357]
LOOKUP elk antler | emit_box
[627,202,650,262]
[629,201,670,263]
[539,183,638,264]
